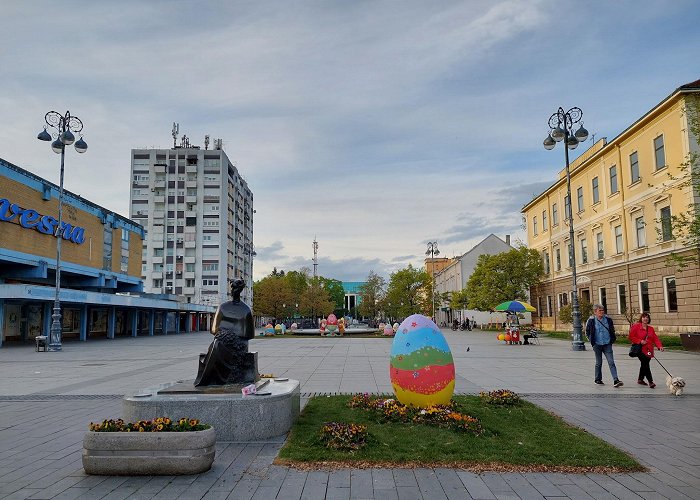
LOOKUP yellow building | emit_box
[522,80,700,334]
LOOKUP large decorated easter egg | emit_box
[390,314,455,407]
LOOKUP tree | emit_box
[450,288,469,312]
[319,277,345,315]
[559,299,593,325]
[384,264,432,318]
[252,275,294,318]
[283,269,309,310]
[357,271,386,319]
[299,277,335,319]
[464,246,544,311]
[662,94,700,269]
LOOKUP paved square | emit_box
[1,330,698,499]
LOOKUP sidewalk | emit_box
[0,330,698,499]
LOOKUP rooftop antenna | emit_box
[172,122,179,148]
[312,237,318,278]
[204,135,210,150]
[589,132,597,143]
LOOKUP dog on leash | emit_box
[666,375,686,396]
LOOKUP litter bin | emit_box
[680,332,700,352]
[35,335,48,352]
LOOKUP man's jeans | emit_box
[592,343,619,382]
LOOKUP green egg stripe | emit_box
[390,346,453,369]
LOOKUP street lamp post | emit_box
[425,241,439,321]
[37,111,88,352]
[543,107,588,351]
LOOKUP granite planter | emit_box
[82,427,215,475]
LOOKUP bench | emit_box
[35,335,48,352]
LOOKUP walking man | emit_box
[585,304,623,387]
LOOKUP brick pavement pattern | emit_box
[1,330,698,499]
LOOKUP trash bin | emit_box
[35,335,48,352]
[680,333,700,352]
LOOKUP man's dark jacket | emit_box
[584,315,617,345]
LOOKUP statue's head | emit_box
[230,279,245,297]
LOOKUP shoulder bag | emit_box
[629,327,648,357]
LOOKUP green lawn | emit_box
[542,331,685,349]
[277,395,642,471]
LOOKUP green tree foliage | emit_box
[450,288,469,311]
[384,264,432,318]
[252,274,294,318]
[663,94,700,268]
[283,270,309,299]
[299,277,336,319]
[558,299,593,325]
[464,246,544,311]
[357,271,386,319]
[319,277,345,312]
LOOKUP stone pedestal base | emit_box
[123,378,300,442]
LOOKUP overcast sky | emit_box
[1,1,699,282]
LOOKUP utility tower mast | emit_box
[312,237,319,278]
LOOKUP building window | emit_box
[617,284,627,314]
[596,232,604,259]
[660,206,673,241]
[639,280,650,313]
[555,248,561,271]
[543,250,550,274]
[580,238,588,264]
[654,135,665,170]
[592,177,599,204]
[630,151,640,183]
[552,203,559,226]
[542,210,547,232]
[576,187,584,212]
[564,195,571,219]
[599,287,607,312]
[567,242,573,267]
[533,216,538,236]
[558,292,568,307]
[663,276,678,312]
[614,225,623,254]
[609,165,618,193]
[635,216,646,248]
[547,296,552,317]
[153,279,163,288]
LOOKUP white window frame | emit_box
[635,216,646,248]
[616,283,626,314]
[638,280,650,313]
[614,225,623,254]
[654,134,666,170]
[662,275,677,313]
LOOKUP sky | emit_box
[1,1,699,282]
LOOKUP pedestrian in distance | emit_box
[585,304,623,387]
[628,312,663,388]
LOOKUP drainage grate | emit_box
[0,394,122,401]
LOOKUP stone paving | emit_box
[0,329,698,499]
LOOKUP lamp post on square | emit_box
[543,107,588,351]
[425,241,439,321]
[37,111,88,351]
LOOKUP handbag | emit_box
[628,326,648,357]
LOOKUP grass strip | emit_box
[277,395,642,472]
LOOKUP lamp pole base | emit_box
[571,341,586,351]
[48,343,62,352]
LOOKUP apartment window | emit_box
[592,177,599,204]
[153,279,163,288]
[654,135,666,170]
[564,195,571,219]
[153,248,164,257]
[555,248,561,271]
[153,263,163,271]
[533,216,538,236]
[617,284,627,314]
[660,206,673,241]
[635,216,646,248]
[202,279,218,286]
[596,232,604,259]
[547,296,553,317]
[543,250,550,274]
[542,210,548,232]
[580,238,588,264]
[202,263,219,272]
[630,152,640,183]
[558,292,568,307]
[185,263,195,272]
[614,225,623,254]
[576,187,584,212]
[567,242,573,267]
[639,280,650,313]
[185,279,196,287]
[599,287,607,312]
[663,276,678,312]
[552,203,559,226]
[609,165,618,193]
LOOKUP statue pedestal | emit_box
[123,378,300,442]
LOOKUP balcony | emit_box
[153,195,165,203]
[185,272,196,280]
[152,256,163,264]
[186,180,197,188]
[186,165,198,173]
[183,287,195,295]
[151,271,163,279]
[152,211,165,219]
[184,256,196,264]
[151,240,164,249]
[153,165,166,174]
[186,195,198,204]
[185,240,196,248]
[185,210,198,218]
[153,180,166,188]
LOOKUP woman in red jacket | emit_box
[628,312,664,388]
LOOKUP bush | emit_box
[558,299,593,324]
[89,417,210,432]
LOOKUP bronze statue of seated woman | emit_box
[194,279,258,387]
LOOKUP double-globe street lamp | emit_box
[425,241,439,321]
[543,107,588,351]
[37,111,88,351]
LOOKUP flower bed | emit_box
[320,422,368,450]
[479,389,521,406]
[83,417,215,475]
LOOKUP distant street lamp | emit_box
[425,241,440,321]
[543,107,588,351]
[37,111,88,351]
